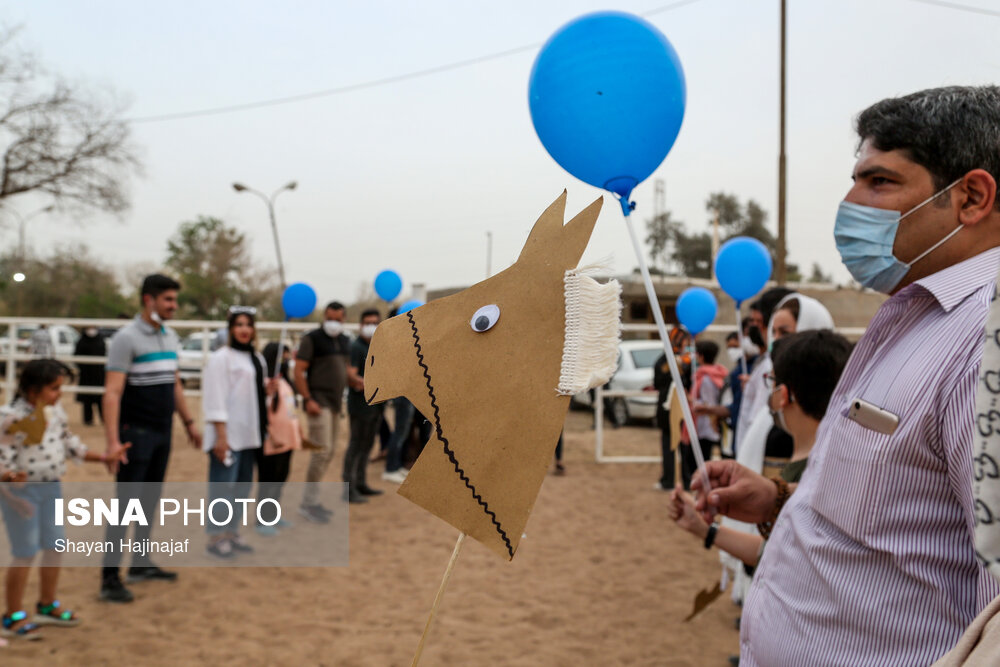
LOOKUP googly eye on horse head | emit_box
[470,305,500,333]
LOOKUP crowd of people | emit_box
[0,84,998,665]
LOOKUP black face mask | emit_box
[747,325,765,349]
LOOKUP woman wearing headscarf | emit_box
[73,327,105,426]
[201,306,270,558]
[720,292,834,604]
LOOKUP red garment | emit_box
[681,363,728,443]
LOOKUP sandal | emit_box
[206,539,235,559]
[2,611,42,640]
[34,600,79,627]
[229,536,254,554]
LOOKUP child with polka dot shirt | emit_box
[0,360,128,640]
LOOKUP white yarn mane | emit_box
[557,262,622,396]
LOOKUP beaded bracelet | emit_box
[756,477,791,540]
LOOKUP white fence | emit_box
[0,316,349,399]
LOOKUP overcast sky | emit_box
[1,0,998,304]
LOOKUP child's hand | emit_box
[104,442,131,465]
[668,488,709,539]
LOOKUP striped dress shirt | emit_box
[741,248,1000,666]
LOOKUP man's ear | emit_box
[958,169,997,226]
[776,384,791,408]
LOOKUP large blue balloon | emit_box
[676,287,717,336]
[529,11,686,202]
[374,270,403,302]
[397,299,424,314]
[714,237,773,304]
[282,282,317,319]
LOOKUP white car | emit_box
[573,340,664,426]
[179,332,217,386]
[0,324,80,357]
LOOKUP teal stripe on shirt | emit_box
[133,351,178,363]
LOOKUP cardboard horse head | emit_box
[365,192,621,560]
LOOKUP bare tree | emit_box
[0,29,139,215]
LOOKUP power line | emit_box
[126,0,704,124]
[908,0,1000,17]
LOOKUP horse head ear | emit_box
[517,192,603,270]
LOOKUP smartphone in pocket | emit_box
[847,397,899,435]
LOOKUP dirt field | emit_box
[4,402,741,666]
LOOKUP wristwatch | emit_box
[704,521,720,549]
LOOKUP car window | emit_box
[182,339,205,351]
[630,348,661,369]
[58,331,70,344]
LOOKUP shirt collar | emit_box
[134,314,165,335]
[909,246,1000,313]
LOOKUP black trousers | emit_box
[659,425,676,489]
[80,397,104,425]
[681,438,718,491]
[256,448,292,523]
[343,409,382,488]
[102,425,171,574]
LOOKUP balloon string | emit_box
[621,208,712,499]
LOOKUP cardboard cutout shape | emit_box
[365,193,621,560]
[4,404,47,446]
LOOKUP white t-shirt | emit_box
[201,346,266,452]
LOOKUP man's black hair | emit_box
[726,332,739,343]
[856,86,1000,210]
[360,308,380,323]
[741,316,753,335]
[325,301,345,312]
[771,330,852,421]
[140,274,180,300]
[695,340,719,365]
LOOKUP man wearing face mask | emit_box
[694,86,1000,665]
[294,301,350,524]
[343,309,384,503]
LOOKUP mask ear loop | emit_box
[900,178,965,267]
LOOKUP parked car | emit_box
[0,324,81,358]
[573,340,663,426]
[178,332,216,386]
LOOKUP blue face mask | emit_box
[834,179,962,293]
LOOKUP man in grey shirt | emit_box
[294,301,350,523]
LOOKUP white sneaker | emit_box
[381,470,407,484]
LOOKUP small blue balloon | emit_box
[374,270,403,302]
[398,299,424,314]
[714,237,773,304]
[529,11,686,202]
[676,287,717,336]
[281,283,317,319]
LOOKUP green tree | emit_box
[0,243,131,316]
[644,211,683,273]
[671,229,713,279]
[807,262,833,284]
[165,216,281,319]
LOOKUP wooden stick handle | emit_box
[412,532,466,667]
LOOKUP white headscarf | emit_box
[722,292,835,603]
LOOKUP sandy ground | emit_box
[4,402,740,666]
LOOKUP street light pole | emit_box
[485,231,493,279]
[232,181,297,289]
[4,205,54,316]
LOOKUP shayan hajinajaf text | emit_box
[54,538,189,558]
[53,497,281,527]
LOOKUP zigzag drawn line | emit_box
[407,311,514,558]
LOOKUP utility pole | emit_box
[776,0,788,284]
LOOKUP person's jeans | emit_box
[303,406,339,507]
[343,408,383,489]
[385,397,415,473]
[102,425,171,574]
[206,449,255,535]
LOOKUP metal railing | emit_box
[0,317,354,400]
